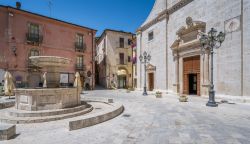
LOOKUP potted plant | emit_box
[127,87,135,93]
[126,88,131,93]
[155,91,162,98]
[179,94,188,102]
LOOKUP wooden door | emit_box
[148,73,154,91]
[183,56,200,96]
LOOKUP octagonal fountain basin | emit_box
[15,88,81,111]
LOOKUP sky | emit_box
[0,0,155,36]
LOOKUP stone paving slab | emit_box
[0,89,249,144]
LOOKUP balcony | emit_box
[26,33,43,45]
[75,64,86,71]
[75,42,86,52]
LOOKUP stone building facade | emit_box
[137,0,250,100]
[0,5,96,89]
[131,36,137,89]
[96,29,134,89]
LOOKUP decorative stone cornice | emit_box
[137,0,194,32]
[176,17,206,36]
[167,0,194,15]
[171,17,206,53]
[146,64,156,72]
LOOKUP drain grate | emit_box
[122,114,131,117]
[220,100,236,105]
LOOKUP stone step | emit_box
[0,105,93,124]
[6,103,88,117]
[0,124,16,141]
[68,102,124,131]
[0,101,15,110]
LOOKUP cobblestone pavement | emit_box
[1,89,250,144]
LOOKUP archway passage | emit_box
[117,69,127,89]
[183,56,200,96]
[118,76,126,89]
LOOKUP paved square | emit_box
[1,89,250,144]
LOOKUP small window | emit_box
[148,31,154,41]
[128,39,132,45]
[76,34,83,46]
[119,37,124,48]
[29,23,39,35]
[76,55,83,68]
[119,53,124,64]
[128,56,131,62]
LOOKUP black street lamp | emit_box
[139,51,151,96]
[200,28,225,107]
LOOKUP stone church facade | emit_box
[137,0,250,100]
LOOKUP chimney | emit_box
[16,2,21,9]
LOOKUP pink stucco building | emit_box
[0,5,96,89]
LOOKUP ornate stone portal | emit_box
[171,17,209,96]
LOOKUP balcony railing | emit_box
[75,42,86,52]
[75,64,86,71]
[26,33,43,44]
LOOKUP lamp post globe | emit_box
[199,28,225,107]
[139,51,151,96]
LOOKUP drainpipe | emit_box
[131,35,134,88]
[240,0,243,96]
[91,30,94,90]
[140,31,142,90]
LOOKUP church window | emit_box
[148,31,154,41]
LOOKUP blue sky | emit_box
[0,0,155,36]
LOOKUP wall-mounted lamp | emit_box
[11,46,17,56]
[9,12,14,17]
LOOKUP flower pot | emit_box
[179,95,188,102]
[155,93,162,98]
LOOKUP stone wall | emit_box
[137,19,167,91]
[167,0,249,96]
[243,0,250,96]
[137,0,250,97]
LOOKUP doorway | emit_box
[183,56,200,95]
[189,74,197,95]
[118,76,126,89]
[148,73,154,91]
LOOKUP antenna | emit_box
[48,0,53,17]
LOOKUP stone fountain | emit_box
[0,56,123,128]
[15,56,81,111]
